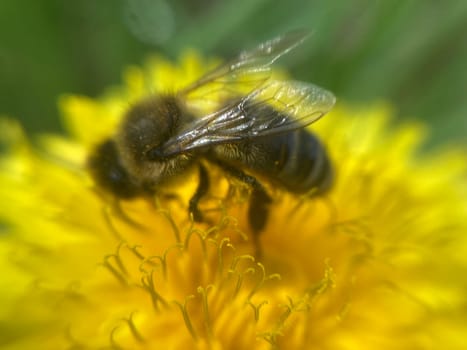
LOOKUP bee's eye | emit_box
[145,146,167,161]
[88,140,142,198]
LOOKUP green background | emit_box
[1,0,466,147]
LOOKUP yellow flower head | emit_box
[1,51,467,350]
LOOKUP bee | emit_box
[88,31,336,234]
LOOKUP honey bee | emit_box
[88,31,336,234]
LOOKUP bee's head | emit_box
[88,95,194,197]
[87,139,144,198]
[117,95,182,165]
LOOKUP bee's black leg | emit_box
[212,161,272,234]
[189,164,210,222]
[249,186,273,233]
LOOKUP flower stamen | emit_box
[140,270,168,311]
[216,237,234,279]
[197,285,214,341]
[158,208,182,243]
[248,262,281,300]
[174,295,198,340]
[101,253,128,286]
[110,325,124,350]
[123,311,145,343]
[247,300,268,322]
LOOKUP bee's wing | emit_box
[179,30,310,97]
[156,80,336,157]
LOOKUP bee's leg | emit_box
[249,185,273,234]
[189,164,210,222]
[213,161,272,234]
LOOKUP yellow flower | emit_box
[1,52,467,349]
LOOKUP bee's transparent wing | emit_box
[179,30,310,96]
[156,80,336,157]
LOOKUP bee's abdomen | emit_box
[272,130,332,193]
[231,129,332,194]
[214,129,332,195]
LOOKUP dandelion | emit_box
[1,52,466,349]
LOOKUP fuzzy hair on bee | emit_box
[88,30,336,234]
